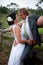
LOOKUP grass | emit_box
[38,28,43,34]
[34,43,43,51]
[2,36,13,41]
[0,13,9,28]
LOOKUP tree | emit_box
[39,0,43,3]
[36,0,43,10]
[7,3,19,10]
[0,6,8,13]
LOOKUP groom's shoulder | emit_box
[28,14,39,20]
[29,14,39,18]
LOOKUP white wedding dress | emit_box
[8,24,25,65]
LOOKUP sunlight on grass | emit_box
[34,43,43,51]
[38,28,43,34]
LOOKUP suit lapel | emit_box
[28,16,33,31]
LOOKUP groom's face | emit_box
[19,11,27,20]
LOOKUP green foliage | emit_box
[28,9,43,16]
[38,28,43,34]
[0,8,43,28]
[0,13,9,28]
[34,43,43,51]
[0,6,9,14]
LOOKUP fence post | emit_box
[0,22,3,51]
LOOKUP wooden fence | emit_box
[0,27,43,44]
[0,22,43,44]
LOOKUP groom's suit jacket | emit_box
[28,14,41,46]
[21,14,41,65]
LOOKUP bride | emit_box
[3,12,31,65]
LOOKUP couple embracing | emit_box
[6,8,43,65]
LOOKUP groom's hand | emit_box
[32,40,37,45]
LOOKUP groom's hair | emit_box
[19,8,29,16]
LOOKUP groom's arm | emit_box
[37,16,43,26]
[30,14,43,27]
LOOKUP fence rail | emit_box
[0,28,43,43]
[0,32,13,38]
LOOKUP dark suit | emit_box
[21,14,41,65]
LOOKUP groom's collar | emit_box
[24,16,29,22]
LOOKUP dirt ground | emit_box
[0,43,11,65]
[0,50,9,65]
[0,43,43,65]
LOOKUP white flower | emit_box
[7,17,13,22]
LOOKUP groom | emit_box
[14,8,43,65]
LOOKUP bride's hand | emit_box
[13,40,18,46]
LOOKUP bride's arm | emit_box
[2,26,13,32]
[16,20,24,27]
[15,26,31,44]
[3,28,10,32]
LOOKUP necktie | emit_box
[24,21,29,39]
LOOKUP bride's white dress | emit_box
[8,24,26,65]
